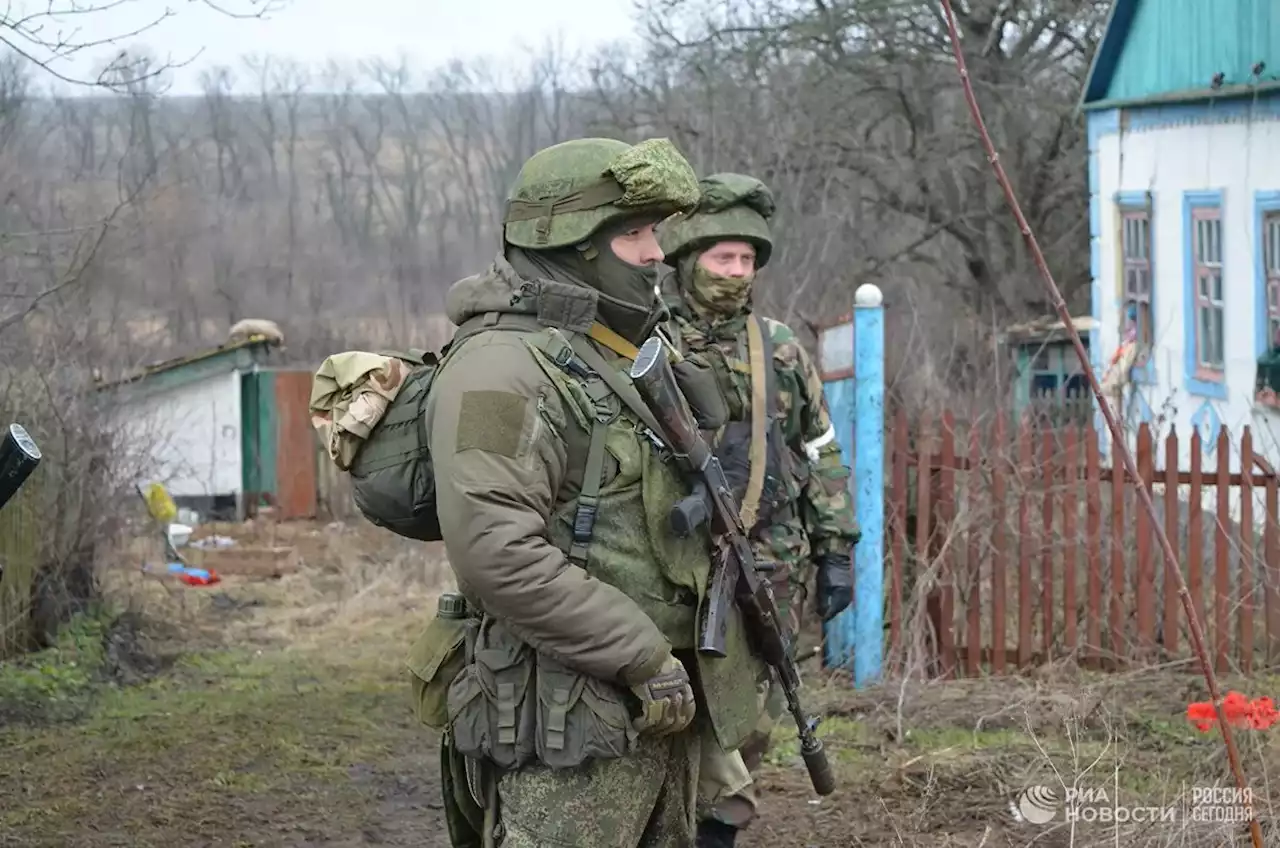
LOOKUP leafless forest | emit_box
[14,10,1277,847]
[0,0,1110,641]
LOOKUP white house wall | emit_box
[111,371,243,500]
[1090,102,1280,487]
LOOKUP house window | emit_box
[1267,212,1280,344]
[1019,341,1092,426]
[1257,209,1280,406]
[1192,207,1225,374]
[1121,209,1153,356]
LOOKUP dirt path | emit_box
[3,520,1278,846]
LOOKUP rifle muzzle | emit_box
[802,736,836,796]
[0,423,41,512]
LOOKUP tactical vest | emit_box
[442,308,766,755]
[683,315,796,551]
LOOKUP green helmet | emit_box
[503,137,701,250]
[657,172,775,268]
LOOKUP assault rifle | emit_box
[629,337,835,797]
[0,423,41,512]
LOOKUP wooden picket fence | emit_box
[888,409,1280,678]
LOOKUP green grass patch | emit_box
[0,606,114,722]
[0,641,436,846]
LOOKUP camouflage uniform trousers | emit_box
[699,566,810,829]
[492,728,699,848]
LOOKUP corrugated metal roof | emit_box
[1081,0,1280,109]
[95,336,279,391]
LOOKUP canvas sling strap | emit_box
[524,318,671,567]
[587,322,640,361]
[739,314,773,532]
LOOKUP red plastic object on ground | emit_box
[178,569,220,586]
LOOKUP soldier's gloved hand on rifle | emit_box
[629,654,696,735]
[814,553,854,622]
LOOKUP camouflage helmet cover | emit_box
[657,172,776,268]
[502,137,701,249]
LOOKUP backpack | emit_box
[328,314,542,541]
[345,348,445,541]
[324,312,652,546]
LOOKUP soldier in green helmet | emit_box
[417,138,769,847]
[657,173,860,848]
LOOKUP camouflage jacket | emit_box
[662,288,859,585]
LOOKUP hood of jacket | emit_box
[445,253,602,336]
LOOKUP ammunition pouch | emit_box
[533,653,637,768]
[446,616,538,769]
[445,616,638,771]
[406,612,478,731]
[715,417,794,534]
[672,355,730,431]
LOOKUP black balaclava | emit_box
[506,215,668,344]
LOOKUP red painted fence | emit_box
[887,410,1280,678]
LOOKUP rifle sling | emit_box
[567,334,668,441]
[587,322,641,361]
[740,315,772,531]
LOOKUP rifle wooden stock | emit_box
[629,337,836,797]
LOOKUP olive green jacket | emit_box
[426,256,671,687]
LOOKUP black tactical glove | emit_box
[814,553,854,622]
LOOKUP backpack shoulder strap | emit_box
[571,412,610,565]
[374,348,433,366]
[436,311,548,369]
[523,326,616,567]
[566,335,667,440]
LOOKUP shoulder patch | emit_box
[455,390,529,458]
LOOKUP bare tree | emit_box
[588,0,1106,361]
[2,0,281,91]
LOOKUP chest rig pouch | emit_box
[524,323,765,754]
[443,321,644,776]
[708,316,794,543]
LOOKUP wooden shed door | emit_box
[273,371,318,520]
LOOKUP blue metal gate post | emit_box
[851,284,885,686]
[820,284,885,687]
[822,317,855,671]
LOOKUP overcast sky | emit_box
[29,0,642,95]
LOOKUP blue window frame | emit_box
[1116,191,1154,383]
[1257,192,1280,356]
[1182,190,1226,399]
[1257,191,1280,406]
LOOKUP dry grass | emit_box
[3,517,1280,846]
[99,516,453,654]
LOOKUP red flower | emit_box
[1187,692,1280,732]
